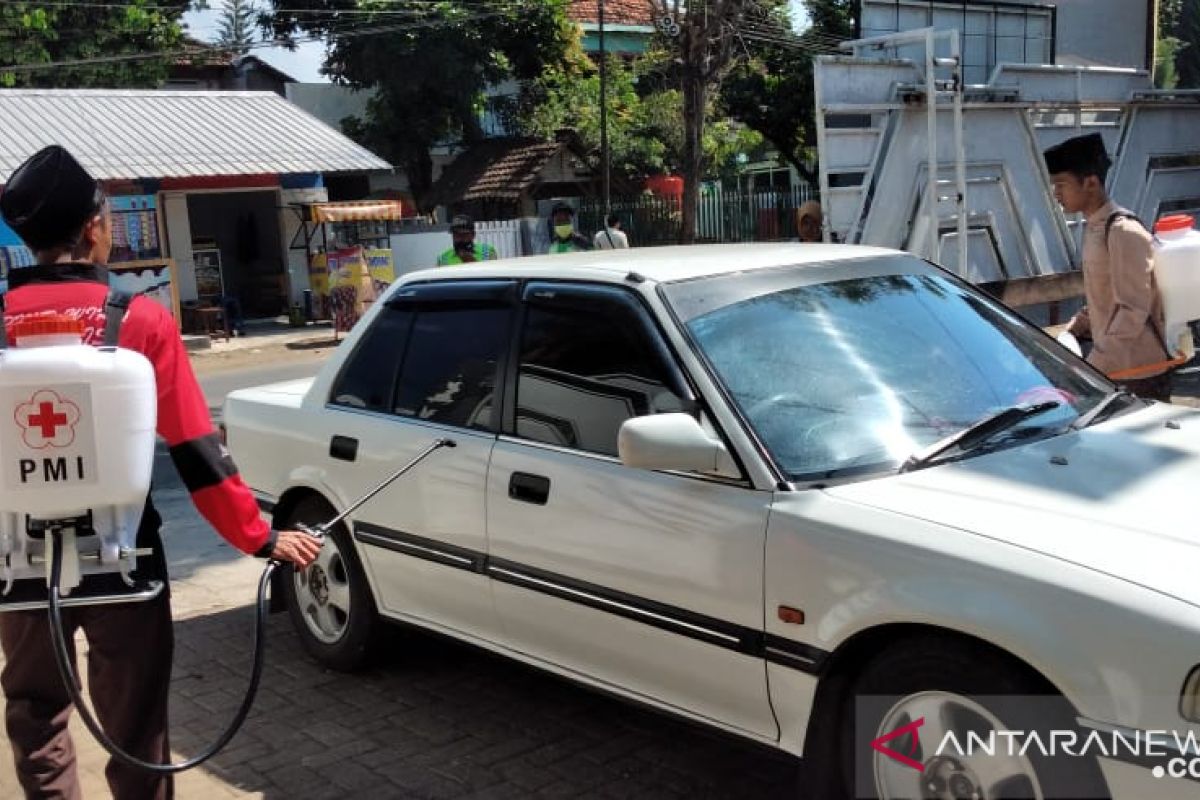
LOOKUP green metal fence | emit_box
[578,186,820,246]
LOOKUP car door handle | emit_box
[330,435,358,462]
[509,472,550,505]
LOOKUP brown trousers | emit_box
[0,593,173,800]
[1122,371,1173,403]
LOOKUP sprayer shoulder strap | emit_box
[102,289,135,347]
[1104,209,1149,244]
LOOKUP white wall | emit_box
[285,83,373,133]
[1054,0,1151,71]
[859,0,1152,73]
[280,186,329,304]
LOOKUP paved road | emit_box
[0,358,802,799]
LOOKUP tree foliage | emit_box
[265,0,576,206]
[520,47,761,182]
[1177,0,1200,89]
[0,0,186,88]
[217,0,260,56]
[720,0,854,183]
[1156,0,1200,89]
[650,0,770,243]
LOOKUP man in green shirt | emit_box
[437,214,498,265]
[547,202,592,254]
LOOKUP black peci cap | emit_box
[0,145,103,250]
[450,214,474,231]
[1043,133,1111,177]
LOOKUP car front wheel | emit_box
[807,636,1110,800]
[279,495,379,671]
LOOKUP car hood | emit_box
[826,402,1200,607]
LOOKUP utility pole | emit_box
[598,0,611,213]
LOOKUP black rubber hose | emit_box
[47,530,275,773]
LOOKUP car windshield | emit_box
[662,255,1113,483]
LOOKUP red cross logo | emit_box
[15,390,81,449]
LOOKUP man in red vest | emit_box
[0,145,321,799]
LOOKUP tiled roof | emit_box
[0,89,390,179]
[568,0,656,27]
[427,138,566,205]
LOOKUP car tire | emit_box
[806,635,1110,800]
[279,495,379,671]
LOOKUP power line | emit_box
[0,0,540,10]
[0,10,506,72]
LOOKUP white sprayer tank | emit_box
[0,316,156,594]
[0,318,156,518]
[1154,214,1200,356]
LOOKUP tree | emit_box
[265,0,575,207]
[652,0,766,243]
[1178,0,1200,88]
[720,0,853,183]
[522,53,670,177]
[0,1,187,88]
[519,47,761,183]
[217,0,259,56]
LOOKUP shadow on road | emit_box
[169,610,800,799]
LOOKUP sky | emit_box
[184,1,812,86]
[182,6,329,83]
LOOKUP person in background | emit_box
[1044,133,1173,402]
[547,203,592,254]
[796,201,824,243]
[437,214,498,265]
[593,213,630,250]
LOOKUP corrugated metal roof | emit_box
[0,89,391,180]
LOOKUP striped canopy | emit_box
[310,200,410,223]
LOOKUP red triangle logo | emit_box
[871,716,926,772]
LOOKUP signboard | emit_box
[193,248,224,301]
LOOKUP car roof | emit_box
[397,243,904,286]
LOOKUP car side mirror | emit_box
[618,413,739,477]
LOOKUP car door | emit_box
[323,279,514,642]
[485,281,777,738]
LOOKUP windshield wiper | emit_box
[1069,389,1138,431]
[900,401,1061,473]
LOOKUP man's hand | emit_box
[270,529,323,568]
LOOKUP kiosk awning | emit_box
[308,200,412,222]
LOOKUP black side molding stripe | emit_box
[763,634,830,673]
[355,521,486,573]
[487,557,756,654]
[352,521,829,674]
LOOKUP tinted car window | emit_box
[664,256,1108,481]
[330,307,413,411]
[514,289,688,456]
[393,307,510,429]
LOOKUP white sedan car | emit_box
[226,244,1200,800]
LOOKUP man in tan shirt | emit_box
[1045,133,1173,401]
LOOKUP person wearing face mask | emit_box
[436,214,498,266]
[546,202,592,254]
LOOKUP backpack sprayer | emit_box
[1057,212,1200,378]
[0,300,454,772]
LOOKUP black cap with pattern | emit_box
[1,145,103,250]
